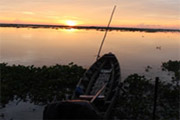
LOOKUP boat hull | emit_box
[73,53,121,119]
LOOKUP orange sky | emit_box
[0,0,179,29]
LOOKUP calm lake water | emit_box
[0,27,179,79]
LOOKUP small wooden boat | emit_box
[72,52,121,119]
[43,53,121,120]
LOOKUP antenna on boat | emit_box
[96,5,116,60]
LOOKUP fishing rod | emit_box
[96,5,116,60]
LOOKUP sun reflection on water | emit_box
[59,28,78,32]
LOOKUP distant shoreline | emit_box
[0,23,179,33]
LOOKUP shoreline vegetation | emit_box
[0,60,179,119]
[0,23,180,32]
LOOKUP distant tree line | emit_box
[1,23,180,33]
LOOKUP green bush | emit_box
[0,63,85,105]
[0,60,179,119]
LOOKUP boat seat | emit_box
[79,95,105,100]
[100,69,112,73]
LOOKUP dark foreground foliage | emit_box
[113,74,179,120]
[0,63,85,105]
[162,60,180,85]
[0,60,179,119]
[112,60,180,119]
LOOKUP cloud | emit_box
[0,0,179,29]
[22,11,35,15]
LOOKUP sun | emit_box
[65,20,77,26]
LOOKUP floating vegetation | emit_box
[0,60,179,119]
[113,74,179,119]
[162,60,180,84]
[0,63,85,105]
[145,65,152,72]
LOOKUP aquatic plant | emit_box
[114,73,179,119]
[162,60,180,85]
[0,63,85,105]
[0,60,179,119]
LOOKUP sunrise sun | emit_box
[65,20,77,26]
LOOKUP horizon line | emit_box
[0,23,180,32]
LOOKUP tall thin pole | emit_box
[153,77,159,120]
[96,5,116,60]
